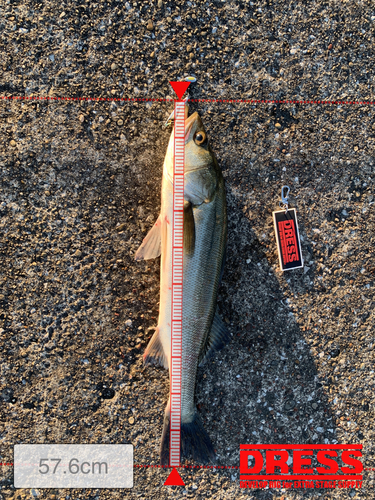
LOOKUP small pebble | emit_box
[10,140,16,147]
[128,416,135,424]
[146,20,153,31]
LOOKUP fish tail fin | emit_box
[160,402,216,465]
[160,406,171,466]
[181,414,216,464]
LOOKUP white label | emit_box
[14,445,133,488]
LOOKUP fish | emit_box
[135,105,229,465]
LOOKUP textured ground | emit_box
[0,0,374,499]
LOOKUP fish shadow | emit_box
[194,188,353,482]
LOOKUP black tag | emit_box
[272,208,303,271]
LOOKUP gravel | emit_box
[0,1,374,499]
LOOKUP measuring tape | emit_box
[169,99,185,467]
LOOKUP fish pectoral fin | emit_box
[199,311,231,366]
[183,201,195,255]
[143,327,168,369]
[134,215,162,261]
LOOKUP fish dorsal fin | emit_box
[183,201,195,255]
[134,215,162,261]
[199,310,231,366]
[143,327,168,369]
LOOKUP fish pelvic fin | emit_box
[143,327,168,369]
[160,403,216,466]
[183,201,195,255]
[134,215,162,261]
[199,310,231,366]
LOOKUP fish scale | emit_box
[181,189,226,422]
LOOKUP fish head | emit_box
[184,112,215,172]
[164,111,220,205]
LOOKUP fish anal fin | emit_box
[199,310,231,366]
[143,327,168,369]
[183,201,195,255]
[134,215,162,261]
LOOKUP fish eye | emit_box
[194,131,207,146]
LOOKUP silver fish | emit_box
[135,106,229,464]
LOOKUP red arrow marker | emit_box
[164,467,185,486]
[169,81,190,100]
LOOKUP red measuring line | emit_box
[2,463,374,470]
[1,95,375,105]
[169,100,185,468]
